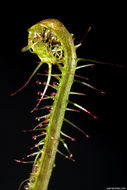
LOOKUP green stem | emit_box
[30,20,77,190]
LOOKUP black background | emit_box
[0,2,126,190]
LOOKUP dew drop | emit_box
[50,92,56,96]
[94,116,98,120]
[37,91,43,96]
[43,81,47,85]
[24,184,29,190]
[86,135,90,139]
[32,136,37,140]
[35,117,40,121]
[36,80,41,85]
[102,91,106,95]
[44,116,48,120]
[53,82,58,86]
[39,123,42,128]
[44,120,49,124]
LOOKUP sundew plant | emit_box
[12,19,110,190]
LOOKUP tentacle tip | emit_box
[36,80,42,85]
[30,107,38,113]
[94,116,98,120]
[14,159,22,163]
[10,92,15,97]
[101,91,106,95]
[86,135,90,139]
[66,155,75,162]
[43,81,47,85]
[31,107,39,113]
[30,109,34,113]
[21,130,26,133]
[35,117,41,121]
[14,159,19,163]
[76,110,80,113]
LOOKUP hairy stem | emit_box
[30,20,77,190]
